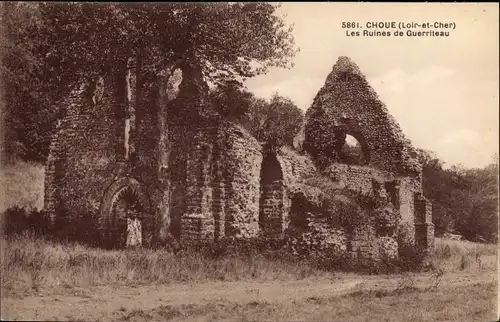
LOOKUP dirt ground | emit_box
[2,270,497,321]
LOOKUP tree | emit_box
[208,80,255,122]
[244,93,304,151]
[207,86,304,152]
[454,163,498,242]
[1,2,52,162]
[415,148,498,242]
[1,2,298,162]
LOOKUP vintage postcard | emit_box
[1,2,498,321]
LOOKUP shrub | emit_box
[395,243,428,272]
[1,206,51,237]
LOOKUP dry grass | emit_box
[112,282,497,322]
[1,234,497,321]
[1,235,496,296]
[0,234,326,295]
[432,237,498,272]
[0,160,44,212]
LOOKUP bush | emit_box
[395,243,428,272]
[1,206,51,237]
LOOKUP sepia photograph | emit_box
[0,2,498,321]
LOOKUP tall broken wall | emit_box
[165,112,263,244]
[45,68,138,238]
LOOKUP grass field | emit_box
[1,234,498,321]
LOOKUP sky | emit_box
[245,3,499,169]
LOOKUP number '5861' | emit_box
[342,22,360,28]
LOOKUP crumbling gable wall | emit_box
[303,56,434,259]
[304,56,422,178]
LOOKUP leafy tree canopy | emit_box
[416,148,498,243]
[1,2,297,162]
[243,92,304,151]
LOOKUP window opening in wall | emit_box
[385,181,399,208]
[376,223,396,238]
[339,72,349,82]
[338,134,367,165]
[92,76,105,105]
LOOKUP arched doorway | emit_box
[110,187,144,248]
[99,177,152,249]
[259,153,286,236]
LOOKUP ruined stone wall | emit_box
[166,115,262,244]
[414,193,435,254]
[318,163,424,261]
[273,149,417,263]
[395,177,418,252]
[325,163,395,194]
[44,71,131,238]
[219,124,262,238]
[44,67,162,245]
[45,55,434,263]
[179,123,216,244]
[304,56,422,178]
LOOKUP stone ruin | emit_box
[44,56,434,264]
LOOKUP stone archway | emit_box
[259,153,286,237]
[339,134,368,165]
[333,118,371,165]
[99,177,152,248]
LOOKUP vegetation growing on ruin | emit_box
[299,174,399,232]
